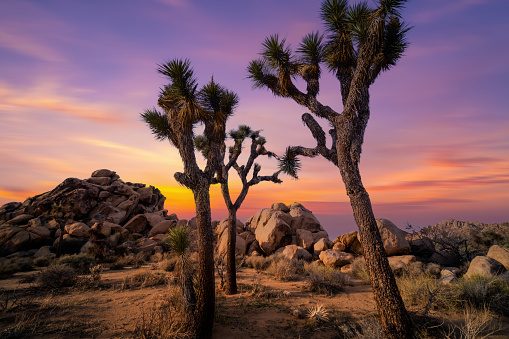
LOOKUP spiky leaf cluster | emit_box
[279,147,302,179]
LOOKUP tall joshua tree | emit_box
[247,0,413,338]
[141,59,238,338]
[196,125,282,294]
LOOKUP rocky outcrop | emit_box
[245,203,330,255]
[0,170,166,256]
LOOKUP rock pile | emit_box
[0,169,172,257]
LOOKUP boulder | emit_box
[254,215,292,255]
[375,218,411,256]
[334,231,358,249]
[148,220,175,237]
[215,218,245,238]
[296,229,314,251]
[313,238,330,254]
[65,222,91,238]
[408,237,435,258]
[464,256,506,278]
[332,242,346,251]
[90,221,112,238]
[217,233,247,257]
[91,169,116,177]
[144,212,166,228]
[311,230,329,243]
[288,203,323,233]
[247,240,262,256]
[45,220,60,230]
[340,264,353,274]
[387,255,416,272]
[87,176,112,186]
[28,218,43,228]
[239,231,256,245]
[124,214,148,234]
[319,250,354,267]
[271,202,290,213]
[486,245,509,270]
[429,250,459,267]
[34,246,55,258]
[245,208,292,233]
[28,226,51,239]
[150,234,168,243]
[280,245,312,261]
[5,214,34,226]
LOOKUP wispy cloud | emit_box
[0,29,64,62]
[0,82,127,124]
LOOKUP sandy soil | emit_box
[0,265,507,338]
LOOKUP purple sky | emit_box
[1,0,508,239]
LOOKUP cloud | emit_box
[0,28,64,62]
[0,81,127,124]
[368,173,509,192]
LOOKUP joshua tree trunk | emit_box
[336,119,413,339]
[192,183,215,339]
[180,256,196,316]
[225,208,237,294]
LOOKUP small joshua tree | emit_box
[166,225,196,318]
[196,125,282,294]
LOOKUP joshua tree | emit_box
[247,0,413,337]
[141,59,238,338]
[166,225,196,318]
[196,125,282,294]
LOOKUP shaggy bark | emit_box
[193,183,215,338]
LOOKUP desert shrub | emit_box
[0,257,33,277]
[397,261,441,279]
[351,257,370,284]
[265,254,303,281]
[442,305,502,339]
[33,256,52,267]
[346,317,384,339]
[397,275,455,313]
[159,257,178,272]
[244,255,270,271]
[304,264,349,295]
[453,275,509,316]
[121,270,168,289]
[108,255,131,270]
[55,254,96,274]
[36,264,77,288]
[306,304,330,325]
[133,284,194,339]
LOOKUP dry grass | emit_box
[36,264,78,289]
[132,284,194,339]
[120,270,168,289]
[265,254,303,281]
[350,256,370,284]
[303,263,349,296]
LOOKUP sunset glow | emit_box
[1,0,508,238]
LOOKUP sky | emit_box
[1,0,508,239]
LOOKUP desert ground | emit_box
[1,260,508,339]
